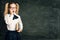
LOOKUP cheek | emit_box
[9,9,11,11]
[9,9,12,12]
[14,8,17,11]
[9,8,17,12]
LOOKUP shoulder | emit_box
[4,14,9,17]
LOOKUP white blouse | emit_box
[4,13,23,31]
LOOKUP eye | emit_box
[10,7,16,9]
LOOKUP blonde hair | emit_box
[4,2,20,31]
[4,2,19,15]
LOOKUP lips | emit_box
[13,11,14,12]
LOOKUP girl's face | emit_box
[9,3,17,14]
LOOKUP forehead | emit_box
[10,3,16,7]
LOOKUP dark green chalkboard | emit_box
[0,0,60,40]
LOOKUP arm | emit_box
[17,16,23,32]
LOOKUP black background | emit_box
[0,0,60,40]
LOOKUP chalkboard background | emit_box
[0,0,60,40]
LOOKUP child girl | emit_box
[4,2,23,40]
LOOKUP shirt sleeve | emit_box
[4,14,13,25]
[18,16,23,30]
